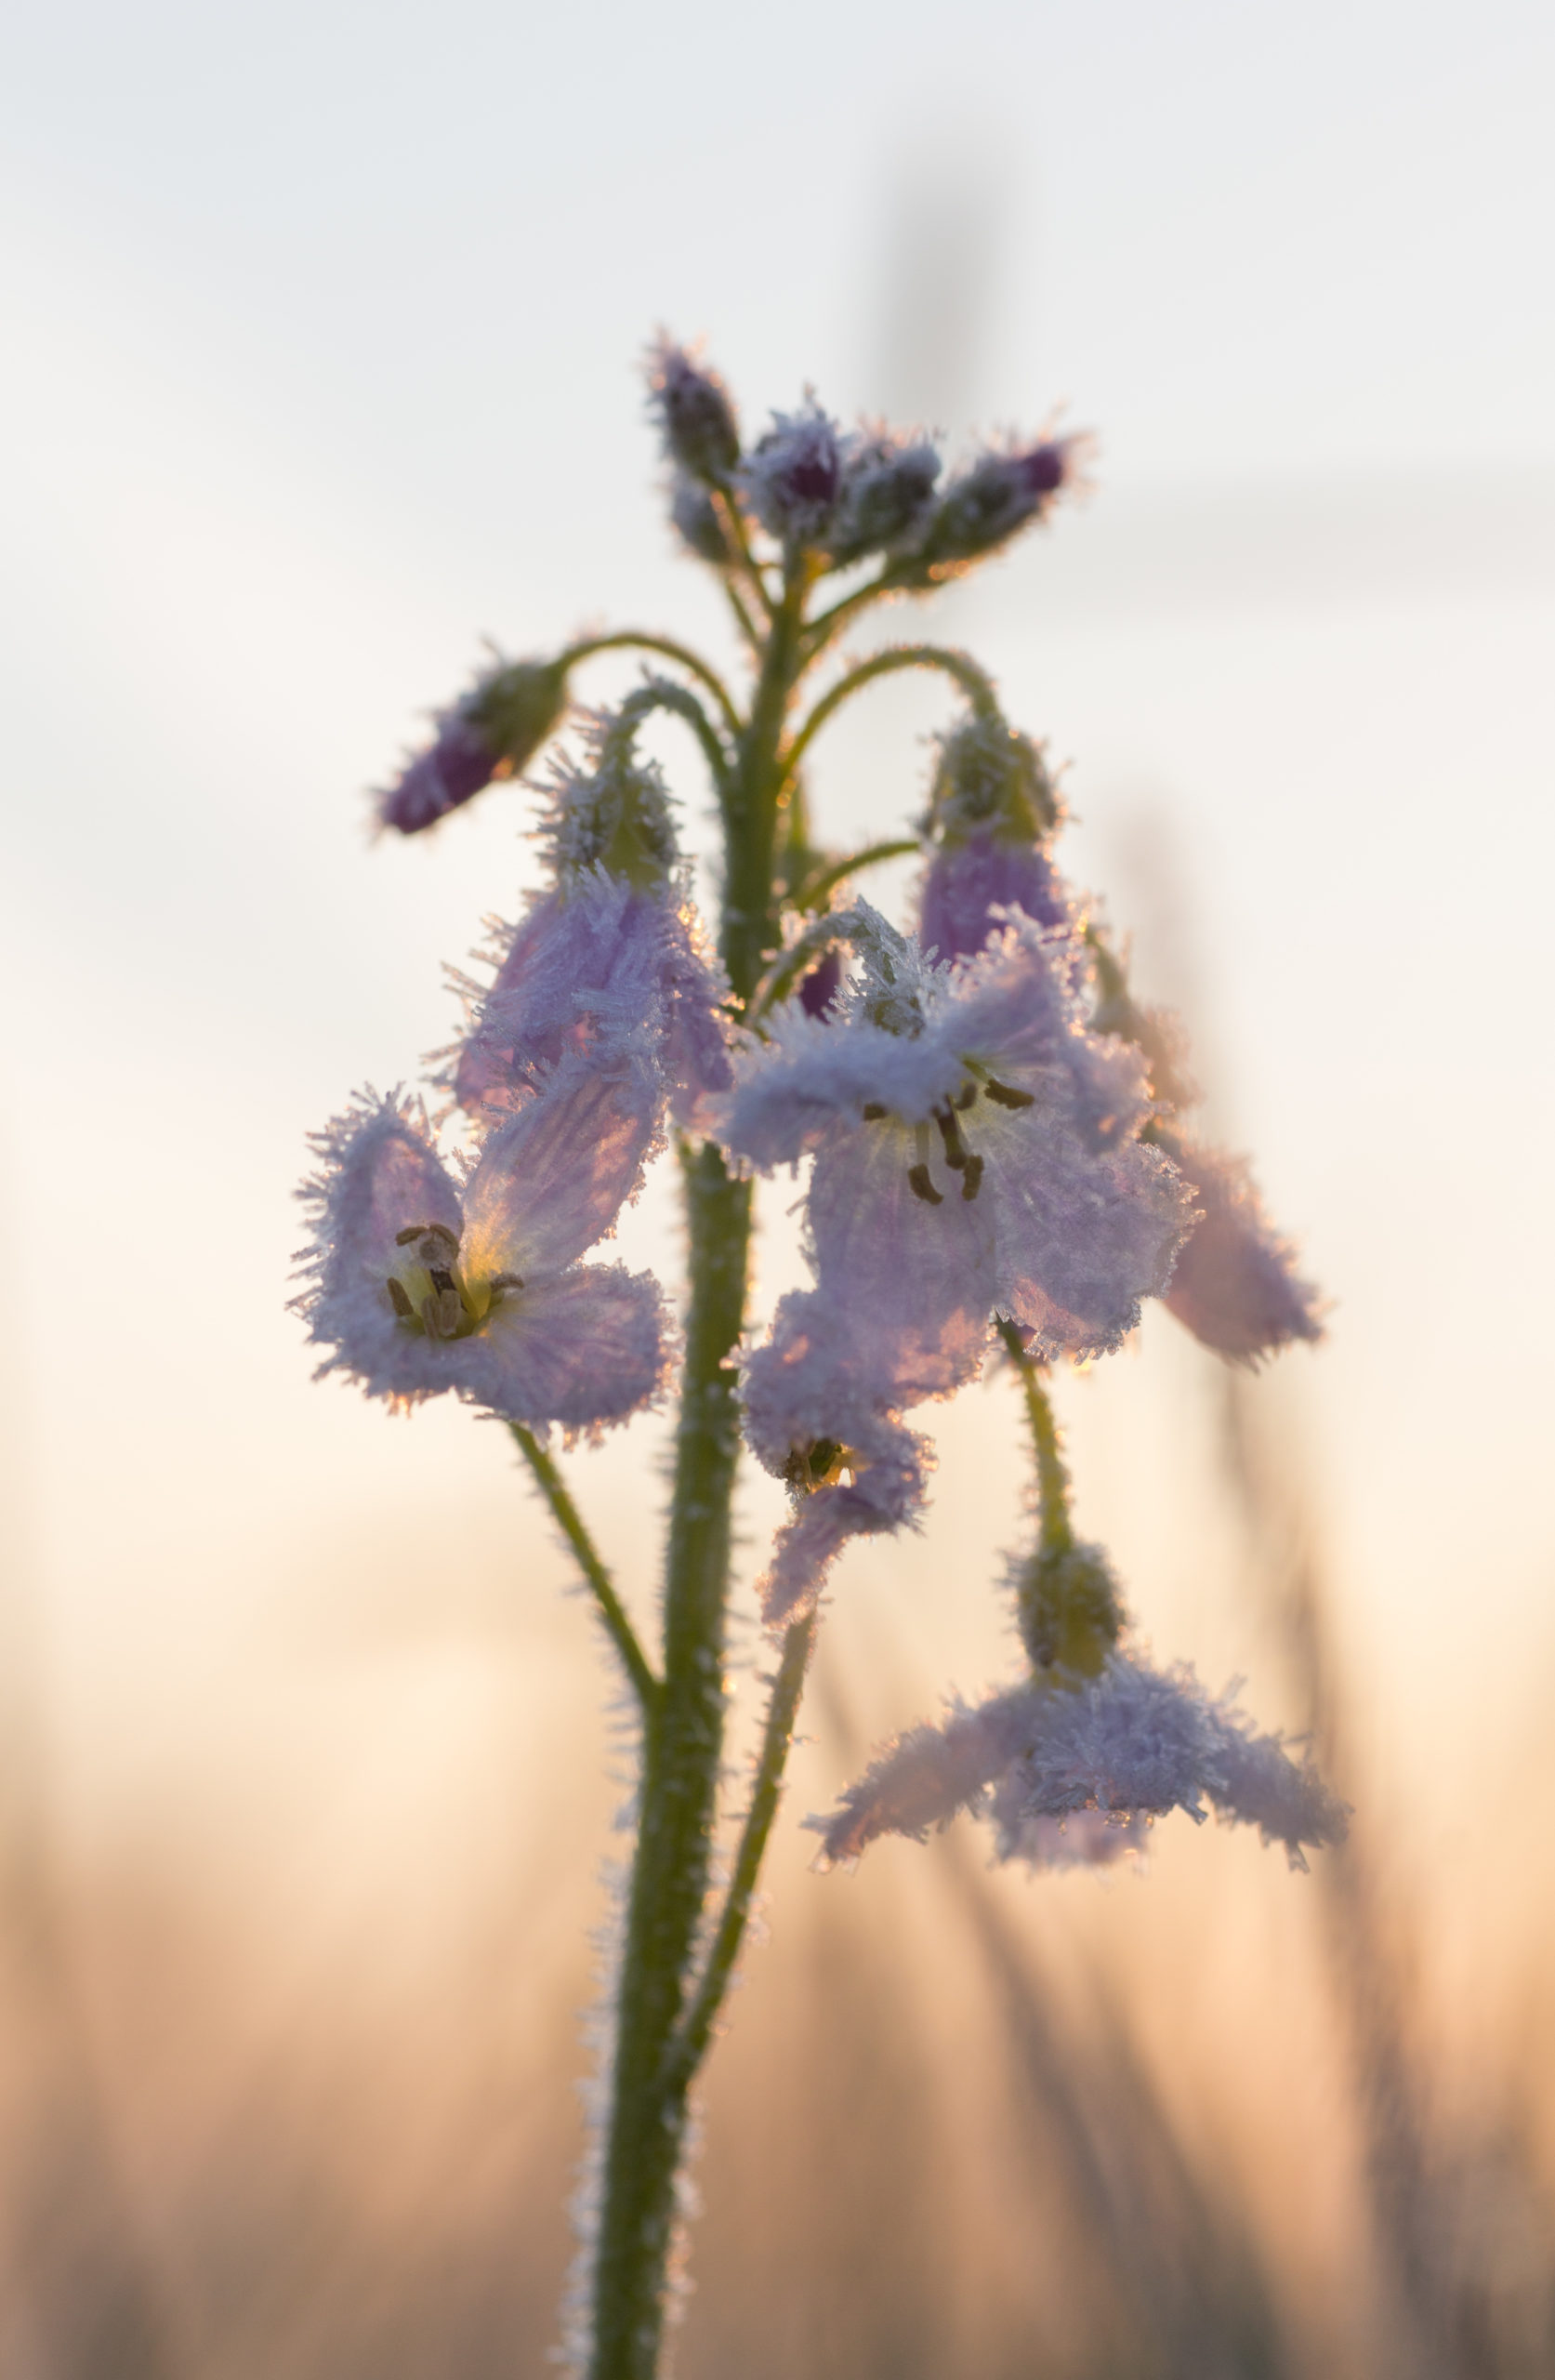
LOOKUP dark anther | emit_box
[428,1264,457,1295]
[907,1162,943,1207]
[953,1083,978,1111]
[983,1078,1034,1109]
[861,1102,887,1120]
[934,1105,969,1170]
[387,1276,415,1318]
[960,1153,984,1201]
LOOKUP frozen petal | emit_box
[982,1124,1193,1357]
[1200,1707,1349,1869]
[807,1123,995,1393]
[757,1408,930,1627]
[918,832,1073,965]
[1162,1138,1324,1364]
[460,1052,659,1283]
[808,1690,1035,1865]
[716,1018,960,1168]
[658,903,734,1133]
[454,879,665,1115]
[445,1263,669,1434]
[293,1091,468,1406]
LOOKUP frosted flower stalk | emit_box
[297,336,1337,2380]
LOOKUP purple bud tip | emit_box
[377,708,497,836]
[1015,441,1070,497]
[797,946,843,1020]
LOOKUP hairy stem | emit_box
[509,1423,660,1712]
[559,630,744,737]
[587,1148,752,2380]
[791,837,921,914]
[779,641,1000,797]
[996,1317,1074,1552]
[667,1612,816,2084]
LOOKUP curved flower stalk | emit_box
[449,706,733,1135]
[295,1053,669,1435]
[306,334,1338,2380]
[720,903,1193,1364]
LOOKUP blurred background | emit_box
[3,0,1554,2371]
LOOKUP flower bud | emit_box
[929,712,1059,846]
[740,403,843,549]
[1013,1538,1126,1679]
[669,473,732,564]
[827,430,942,565]
[648,338,741,482]
[376,657,569,836]
[917,434,1087,575]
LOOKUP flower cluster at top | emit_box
[297,336,1335,1877]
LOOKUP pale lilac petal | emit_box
[808,1691,1034,1865]
[717,1018,960,1168]
[981,1127,1192,1357]
[444,1263,669,1434]
[918,833,1073,964]
[454,879,665,1113]
[1202,1711,1349,1871]
[657,904,734,1132]
[944,917,1150,1151]
[459,1053,659,1282]
[1162,1138,1324,1364]
[806,1125,995,1392]
[294,1091,468,1406]
[757,1408,930,1626]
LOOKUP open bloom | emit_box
[811,1653,1348,1873]
[449,713,731,1135]
[295,1055,668,1435]
[719,908,1193,1367]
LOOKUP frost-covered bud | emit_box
[917,434,1087,575]
[376,658,569,837]
[918,713,1072,963]
[797,945,843,1020]
[545,716,680,891]
[740,403,844,549]
[1159,1135,1324,1366]
[669,474,731,564]
[1012,1538,1125,1678]
[648,338,741,481]
[827,429,942,565]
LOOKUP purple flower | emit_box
[376,658,569,837]
[739,1288,973,1625]
[796,945,843,1020]
[647,337,741,481]
[449,714,732,1136]
[810,1654,1348,1872]
[718,907,1193,1367]
[1160,1135,1324,1365]
[739,403,844,548]
[294,1056,669,1435]
[917,712,1072,963]
[917,432,1090,574]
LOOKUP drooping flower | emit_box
[739,402,844,549]
[810,1653,1348,1872]
[917,710,1074,964]
[376,656,570,836]
[449,709,733,1136]
[647,337,742,482]
[1156,1133,1324,1365]
[718,906,1193,1368]
[294,1054,669,1435]
[739,1288,977,1625]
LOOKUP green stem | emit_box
[559,631,744,738]
[800,559,928,658]
[791,837,922,914]
[509,1425,661,1710]
[667,1612,816,2083]
[996,1317,1073,1552]
[610,679,734,812]
[780,642,1000,799]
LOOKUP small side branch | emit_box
[508,1423,661,1712]
[665,1612,816,2087]
[780,643,1001,798]
[995,1317,1074,1551]
[791,838,921,914]
[558,630,744,738]
[612,679,736,813]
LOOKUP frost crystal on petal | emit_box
[1160,1134,1324,1365]
[739,403,844,548]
